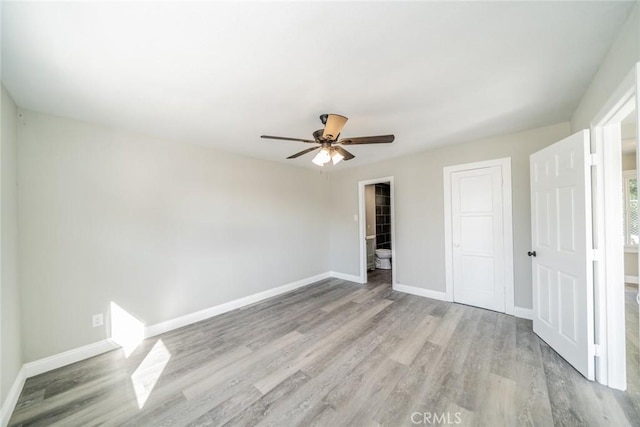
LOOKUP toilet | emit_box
[375,248,392,269]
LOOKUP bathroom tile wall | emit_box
[375,183,391,249]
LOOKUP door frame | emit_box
[591,63,639,390]
[358,176,396,285]
[443,158,515,314]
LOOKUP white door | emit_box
[530,130,594,380]
[451,166,506,312]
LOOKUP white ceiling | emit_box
[1,1,635,169]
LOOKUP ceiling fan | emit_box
[261,114,395,166]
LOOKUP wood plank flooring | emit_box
[9,271,640,426]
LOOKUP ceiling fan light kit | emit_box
[312,147,331,166]
[261,113,395,166]
[311,146,345,166]
[331,149,344,165]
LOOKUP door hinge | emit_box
[591,249,601,261]
[591,343,602,358]
[589,153,598,166]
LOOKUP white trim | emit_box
[590,62,638,391]
[357,177,396,287]
[145,271,331,338]
[443,157,515,315]
[22,340,118,378]
[0,367,26,427]
[601,121,627,390]
[592,125,609,385]
[512,306,534,320]
[329,271,365,284]
[625,275,639,285]
[443,166,454,302]
[394,283,534,321]
[393,283,449,302]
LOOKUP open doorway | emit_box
[621,114,639,393]
[358,177,395,287]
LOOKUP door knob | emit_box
[528,251,537,257]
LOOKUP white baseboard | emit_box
[23,340,118,379]
[145,271,331,338]
[394,283,534,321]
[329,271,365,284]
[393,283,450,301]
[0,366,26,427]
[2,341,119,424]
[625,275,639,284]
[512,306,534,320]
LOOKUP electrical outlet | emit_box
[92,313,104,328]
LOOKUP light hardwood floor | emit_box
[9,271,640,426]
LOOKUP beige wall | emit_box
[329,122,571,310]
[17,110,331,362]
[622,152,636,171]
[1,85,22,405]
[624,252,638,278]
[365,185,375,237]
[572,3,639,131]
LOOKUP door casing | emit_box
[358,176,396,285]
[590,63,639,390]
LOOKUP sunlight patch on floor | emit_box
[131,339,171,409]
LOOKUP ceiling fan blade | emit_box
[339,135,395,145]
[322,114,348,140]
[333,146,355,161]
[286,146,320,159]
[261,135,316,143]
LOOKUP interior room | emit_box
[1,1,640,426]
[363,181,393,286]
